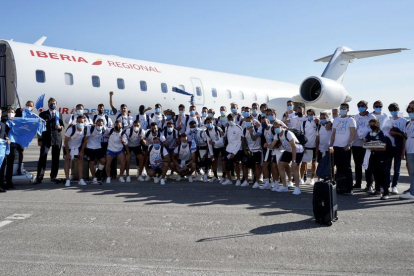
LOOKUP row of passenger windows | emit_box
[35,70,266,101]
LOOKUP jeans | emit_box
[384,147,402,188]
[406,154,414,195]
[334,147,353,192]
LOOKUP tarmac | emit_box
[0,142,413,275]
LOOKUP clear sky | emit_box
[1,0,413,114]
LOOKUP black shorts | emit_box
[129,146,143,156]
[280,151,304,164]
[85,148,105,161]
[225,150,244,163]
[244,151,263,168]
[305,147,317,162]
[149,166,162,175]
[263,148,273,163]
[213,147,226,159]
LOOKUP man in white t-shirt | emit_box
[149,103,165,130]
[330,103,356,195]
[109,91,133,128]
[65,104,93,126]
[316,112,332,161]
[241,117,263,188]
[63,116,88,187]
[124,120,146,182]
[216,106,228,129]
[146,137,170,185]
[400,103,414,200]
[300,109,319,186]
[204,117,225,182]
[172,133,197,182]
[371,100,389,130]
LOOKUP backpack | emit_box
[145,130,161,139]
[93,114,109,126]
[136,114,150,127]
[164,128,177,139]
[124,126,142,138]
[205,126,221,139]
[151,113,165,122]
[116,114,131,128]
[148,144,166,159]
[185,115,201,128]
[243,126,259,137]
[302,120,319,135]
[278,129,308,146]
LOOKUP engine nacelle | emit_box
[299,76,351,109]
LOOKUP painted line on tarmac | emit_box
[0,214,32,229]
[0,220,13,228]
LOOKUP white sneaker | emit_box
[138,175,145,182]
[222,179,232,185]
[119,177,125,183]
[176,175,182,182]
[141,169,147,177]
[144,175,151,181]
[399,193,414,200]
[252,182,260,189]
[78,179,87,186]
[260,183,271,190]
[199,169,205,175]
[154,177,160,184]
[287,181,294,188]
[276,186,289,192]
[160,178,166,185]
[299,179,305,185]
[209,177,218,182]
[259,176,264,183]
[125,176,131,182]
[92,178,99,185]
[271,184,280,192]
[236,180,242,186]
[309,179,315,186]
[65,180,71,187]
[220,178,226,184]
[208,169,214,177]
[272,181,280,188]
[241,180,249,187]
[391,187,399,195]
[203,174,208,182]
[367,186,374,194]
[188,176,193,183]
[194,174,202,181]
[106,177,111,184]
[292,187,301,195]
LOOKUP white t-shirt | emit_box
[244,126,263,152]
[383,117,407,147]
[136,114,150,130]
[149,146,169,168]
[216,116,228,129]
[163,129,179,149]
[65,114,93,126]
[225,125,243,154]
[145,130,166,146]
[289,116,306,130]
[332,117,356,148]
[353,113,376,147]
[65,126,85,149]
[86,125,105,150]
[150,113,164,129]
[205,126,224,149]
[318,125,332,153]
[92,114,113,128]
[124,127,144,148]
[372,112,389,130]
[301,120,318,148]
[405,121,414,154]
[105,128,128,152]
[185,116,201,131]
[175,114,187,134]
[174,144,195,161]
[274,130,304,153]
[116,113,133,128]
[240,119,260,129]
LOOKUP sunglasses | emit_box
[374,106,383,108]
[357,105,366,108]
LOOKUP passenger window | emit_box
[161,83,168,93]
[239,91,244,100]
[179,84,185,91]
[226,90,232,99]
[36,70,45,83]
[117,78,125,89]
[64,73,73,85]
[196,87,202,96]
[140,81,147,91]
[212,88,217,97]
[92,76,100,87]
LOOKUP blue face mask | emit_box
[287,106,293,111]
[409,113,414,119]
[77,123,84,129]
[358,107,367,113]
[153,143,160,149]
[374,107,382,113]
[308,116,314,121]
[76,109,83,115]
[166,115,172,120]
[390,111,398,117]
[182,142,188,146]
[268,115,274,121]
[261,112,266,116]
[167,127,173,133]
[208,113,214,118]
[252,109,258,114]
[244,112,250,117]
[220,111,226,116]
[96,126,103,131]
[246,122,252,128]
[49,104,56,110]
[202,112,207,117]
[275,128,282,134]
[339,109,347,116]
[229,121,235,126]
[320,119,327,125]
[231,108,237,114]
[190,110,195,116]
[207,123,213,128]
[261,123,268,129]
[179,110,184,114]
[155,108,161,113]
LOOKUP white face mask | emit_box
[134,127,140,132]
[26,106,33,111]
[76,109,84,115]
[8,113,15,119]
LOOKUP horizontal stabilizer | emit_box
[315,48,409,62]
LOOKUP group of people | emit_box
[1,92,414,201]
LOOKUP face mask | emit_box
[202,112,207,117]
[252,109,258,114]
[220,111,226,116]
[358,107,367,113]
[49,104,56,110]
[321,119,327,125]
[390,111,398,117]
[275,128,282,134]
[96,126,103,131]
[339,109,347,116]
[167,127,173,133]
[179,110,184,114]
[287,106,293,111]
[370,125,377,131]
[207,123,213,128]
[208,113,214,118]
[308,116,314,121]
[166,115,172,120]
[153,143,160,149]
[98,109,104,115]
[374,107,382,113]
[246,122,252,128]
[231,108,237,114]
[155,108,161,113]
[261,112,266,116]
[244,112,250,117]
[268,115,274,121]
[182,142,188,147]
[296,112,303,118]
[261,123,268,129]
[229,121,235,126]
[134,127,140,132]
[409,113,414,119]
[115,126,121,131]
[76,109,84,115]
[190,110,195,116]
[8,113,15,119]
[77,123,84,129]
[26,106,33,111]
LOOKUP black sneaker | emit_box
[0,188,6,193]
[33,179,42,185]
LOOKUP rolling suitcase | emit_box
[313,151,338,226]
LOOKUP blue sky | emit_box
[1,0,413,114]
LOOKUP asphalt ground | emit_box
[0,142,413,275]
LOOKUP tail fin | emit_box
[315,47,409,82]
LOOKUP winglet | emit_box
[34,36,47,46]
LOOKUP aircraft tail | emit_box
[315,47,409,83]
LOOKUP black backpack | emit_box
[279,129,308,146]
[124,126,142,138]
[164,128,177,139]
[205,126,221,139]
[148,144,166,159]
[302,120,320,135]
[93,114,109,127]
[136,114,150,127]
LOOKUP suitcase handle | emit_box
[329,148,335,185]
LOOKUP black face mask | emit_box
[296,112,303,118]
[114,126,121,131]
[152,129,157,134]
[370,125,377,131]
[98,109,104,115]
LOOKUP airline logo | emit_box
[29,50,161,73]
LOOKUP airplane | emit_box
[0,37,409,120]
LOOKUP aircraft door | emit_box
[190,78,205,106]
[0,44,6,109]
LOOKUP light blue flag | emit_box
[6,118,42,148]
[22,109,46,135]
[0,139,10,168]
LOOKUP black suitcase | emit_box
[313,152,338,226]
